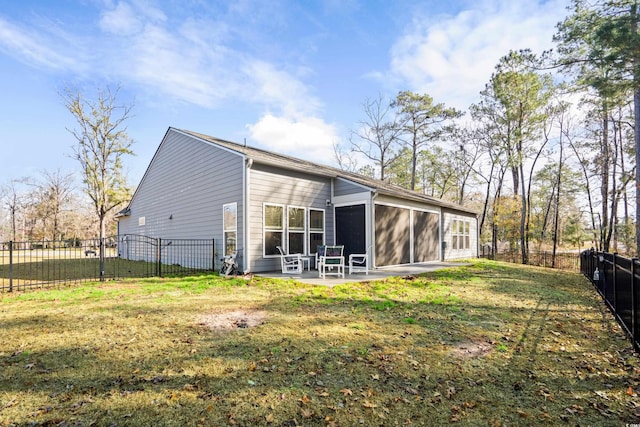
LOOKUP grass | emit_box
[0,259,639,426]
[0,258,155,281]
[0,251,205,290]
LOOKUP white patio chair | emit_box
[318,245,345,278]
[276,246,302,274]
[349,246,371,275]
[315,245,326,270]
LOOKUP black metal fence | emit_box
[480,249,580,272]
[580,249,640,352]
[0,234,215,292]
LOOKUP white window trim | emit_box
[308,208,325,255]
[452,219,470,250]
[287,205,307,255]
[263,203,285,257]
[223,202,238,257]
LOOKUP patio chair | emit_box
[276,246,303,274]
[315,245,326,270]
[318,245,345,279]
[349,246,371,275]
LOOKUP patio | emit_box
[258,261,465,287]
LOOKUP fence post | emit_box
[156,238,162,277]
[211,239,215,271]
[8,241,13,292]
[632,258,639,352]
[100,238,105,282]
[612,253,617,311]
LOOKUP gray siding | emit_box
[118,129,245,267]
[334,178,368,197]
[248,163,333,272]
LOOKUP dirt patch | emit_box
[197,310,267,331]
[450,340,492,359]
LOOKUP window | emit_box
[309,209,325,254]
[223,203,237,256]
[452,219,470,250]
[264,204,284,256]
[464,221,470,249]
[288,207,306,254]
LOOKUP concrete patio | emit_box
[257,262,465,287]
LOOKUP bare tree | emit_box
[34,169,76,242]
[61,85,134,241]
[1,178,29,243]
[350,95,402,181]
[333,142,359,173]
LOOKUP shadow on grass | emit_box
[0,261,637,425]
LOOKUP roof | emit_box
[178,128,477,216]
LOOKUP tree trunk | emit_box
[479,161,496,234]
[519,163,528,264]
[552,138,563,268]
[605,115,620,251]
[601,108,610,251]
[491,168,506,256]
[635,86,640,256]
[540,180,558,247]
[631,1,640,257]
[569,140,599,250]
[410,130,418,191]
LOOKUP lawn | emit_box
[0,259,638,426]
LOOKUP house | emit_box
[117,127,478,272]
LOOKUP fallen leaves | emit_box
[339,388,353,396]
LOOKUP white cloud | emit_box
[99,2,141,35]
[0,1,340,162]
[388,0,570,111]
[247,113,339,165]
[123,23,238,107]
[244,60,321,116]
[0,16,85,72]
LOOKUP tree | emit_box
[449,127,482,205]
[554,0,640,255]
[392,91,462,191]
[62,86,134,242]
[0,178,29,243]
[349,95,402,181]
[471,50,555,263]
[32,169,76,242]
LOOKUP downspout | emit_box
[440,208,445,262]
[476,214,480,258]
[371,190,378,268]
[244,157,253,273]
[331,179,335,244]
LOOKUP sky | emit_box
[0,0,571,187]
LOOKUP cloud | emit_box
[247,113,339,164]
[244,60,321,116]
[0,1,339,163]
[0,16,85,73]
[99,2,142,35]
[387,0,570,111]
